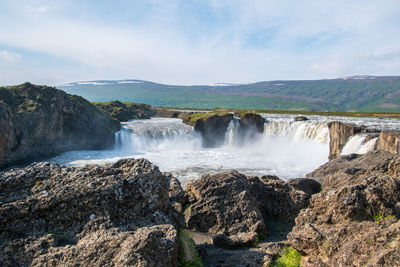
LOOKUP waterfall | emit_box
[340,135,378,156]
[263,121,329,143]
[224,118,239,146]
[121,118,194,139]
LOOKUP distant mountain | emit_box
[58,76,400,112]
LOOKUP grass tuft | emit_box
[178,229,203,267]
[270,247,302,267]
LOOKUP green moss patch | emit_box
[178,229,203,267]
[183,111,231,126]
[270,247,302,267]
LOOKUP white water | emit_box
[340,135,378,156]
[49,115,398,186]
[49,117,330,185]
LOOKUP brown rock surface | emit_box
[0,83,119,169]
[184,171,314,248]
[328,121,361,160]
[289,150,400,266]
[0,158,178,266]
[377,130,400,155]
[94,100,156,122]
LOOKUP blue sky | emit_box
[0,0,400,85]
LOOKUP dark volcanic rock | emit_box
[212,232,258,249]
[184,171,267,237]
[0,158,178,266]
[307,150,396,185]
[246,175,310,222]
[287,178,321,196]
[95,100,156,122]
[237,113,265,144]
[184,171,313,248]
[289,150,400,266]
[193,113,233,147]
[238,113,265,134]
[294,116,308,121]
[0,83,119,169]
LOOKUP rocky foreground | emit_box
[0,151,399,266]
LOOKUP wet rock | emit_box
[0,158,178,266]
[0,83,119,169]
[294,116,308,121]
[288,150,400,266]
[183,112,233,147]
[238,113,265,136]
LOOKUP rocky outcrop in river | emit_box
[290,150,400,266]
[183,112,233,147]
[328,121,400,159]
[0,158,179,266]
[328,121,361,160]
[236,113,265,144]
[0,83,119,169]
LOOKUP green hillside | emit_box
[58,76,400,112]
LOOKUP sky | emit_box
[0,0,400,86]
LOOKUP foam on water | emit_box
[48,115,398,185]
[340,135,378,155]
[49,117,330,185]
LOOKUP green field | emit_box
[59,76,400,112]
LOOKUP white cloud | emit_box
[31,5,49,13]
[0,50,22,62]
[0,0,399,85]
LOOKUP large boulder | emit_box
[184,171,266,237]
[94,100,156,122]
[0,83,119,169]
[236,113,265,144]
[307,150,396,185]
[0,158,178,266]
[184,171,315,248]
[288,150,400,266]
[183,112,233,147]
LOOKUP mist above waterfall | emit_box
[49,117,331,185]
[49,113,399,185]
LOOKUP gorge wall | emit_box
[0,83,119,169]
[328,121,400,160]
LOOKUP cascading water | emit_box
[263,120,329,143]
[49,117,332,185]
[47,114,399,186]
[340,135,378,156]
